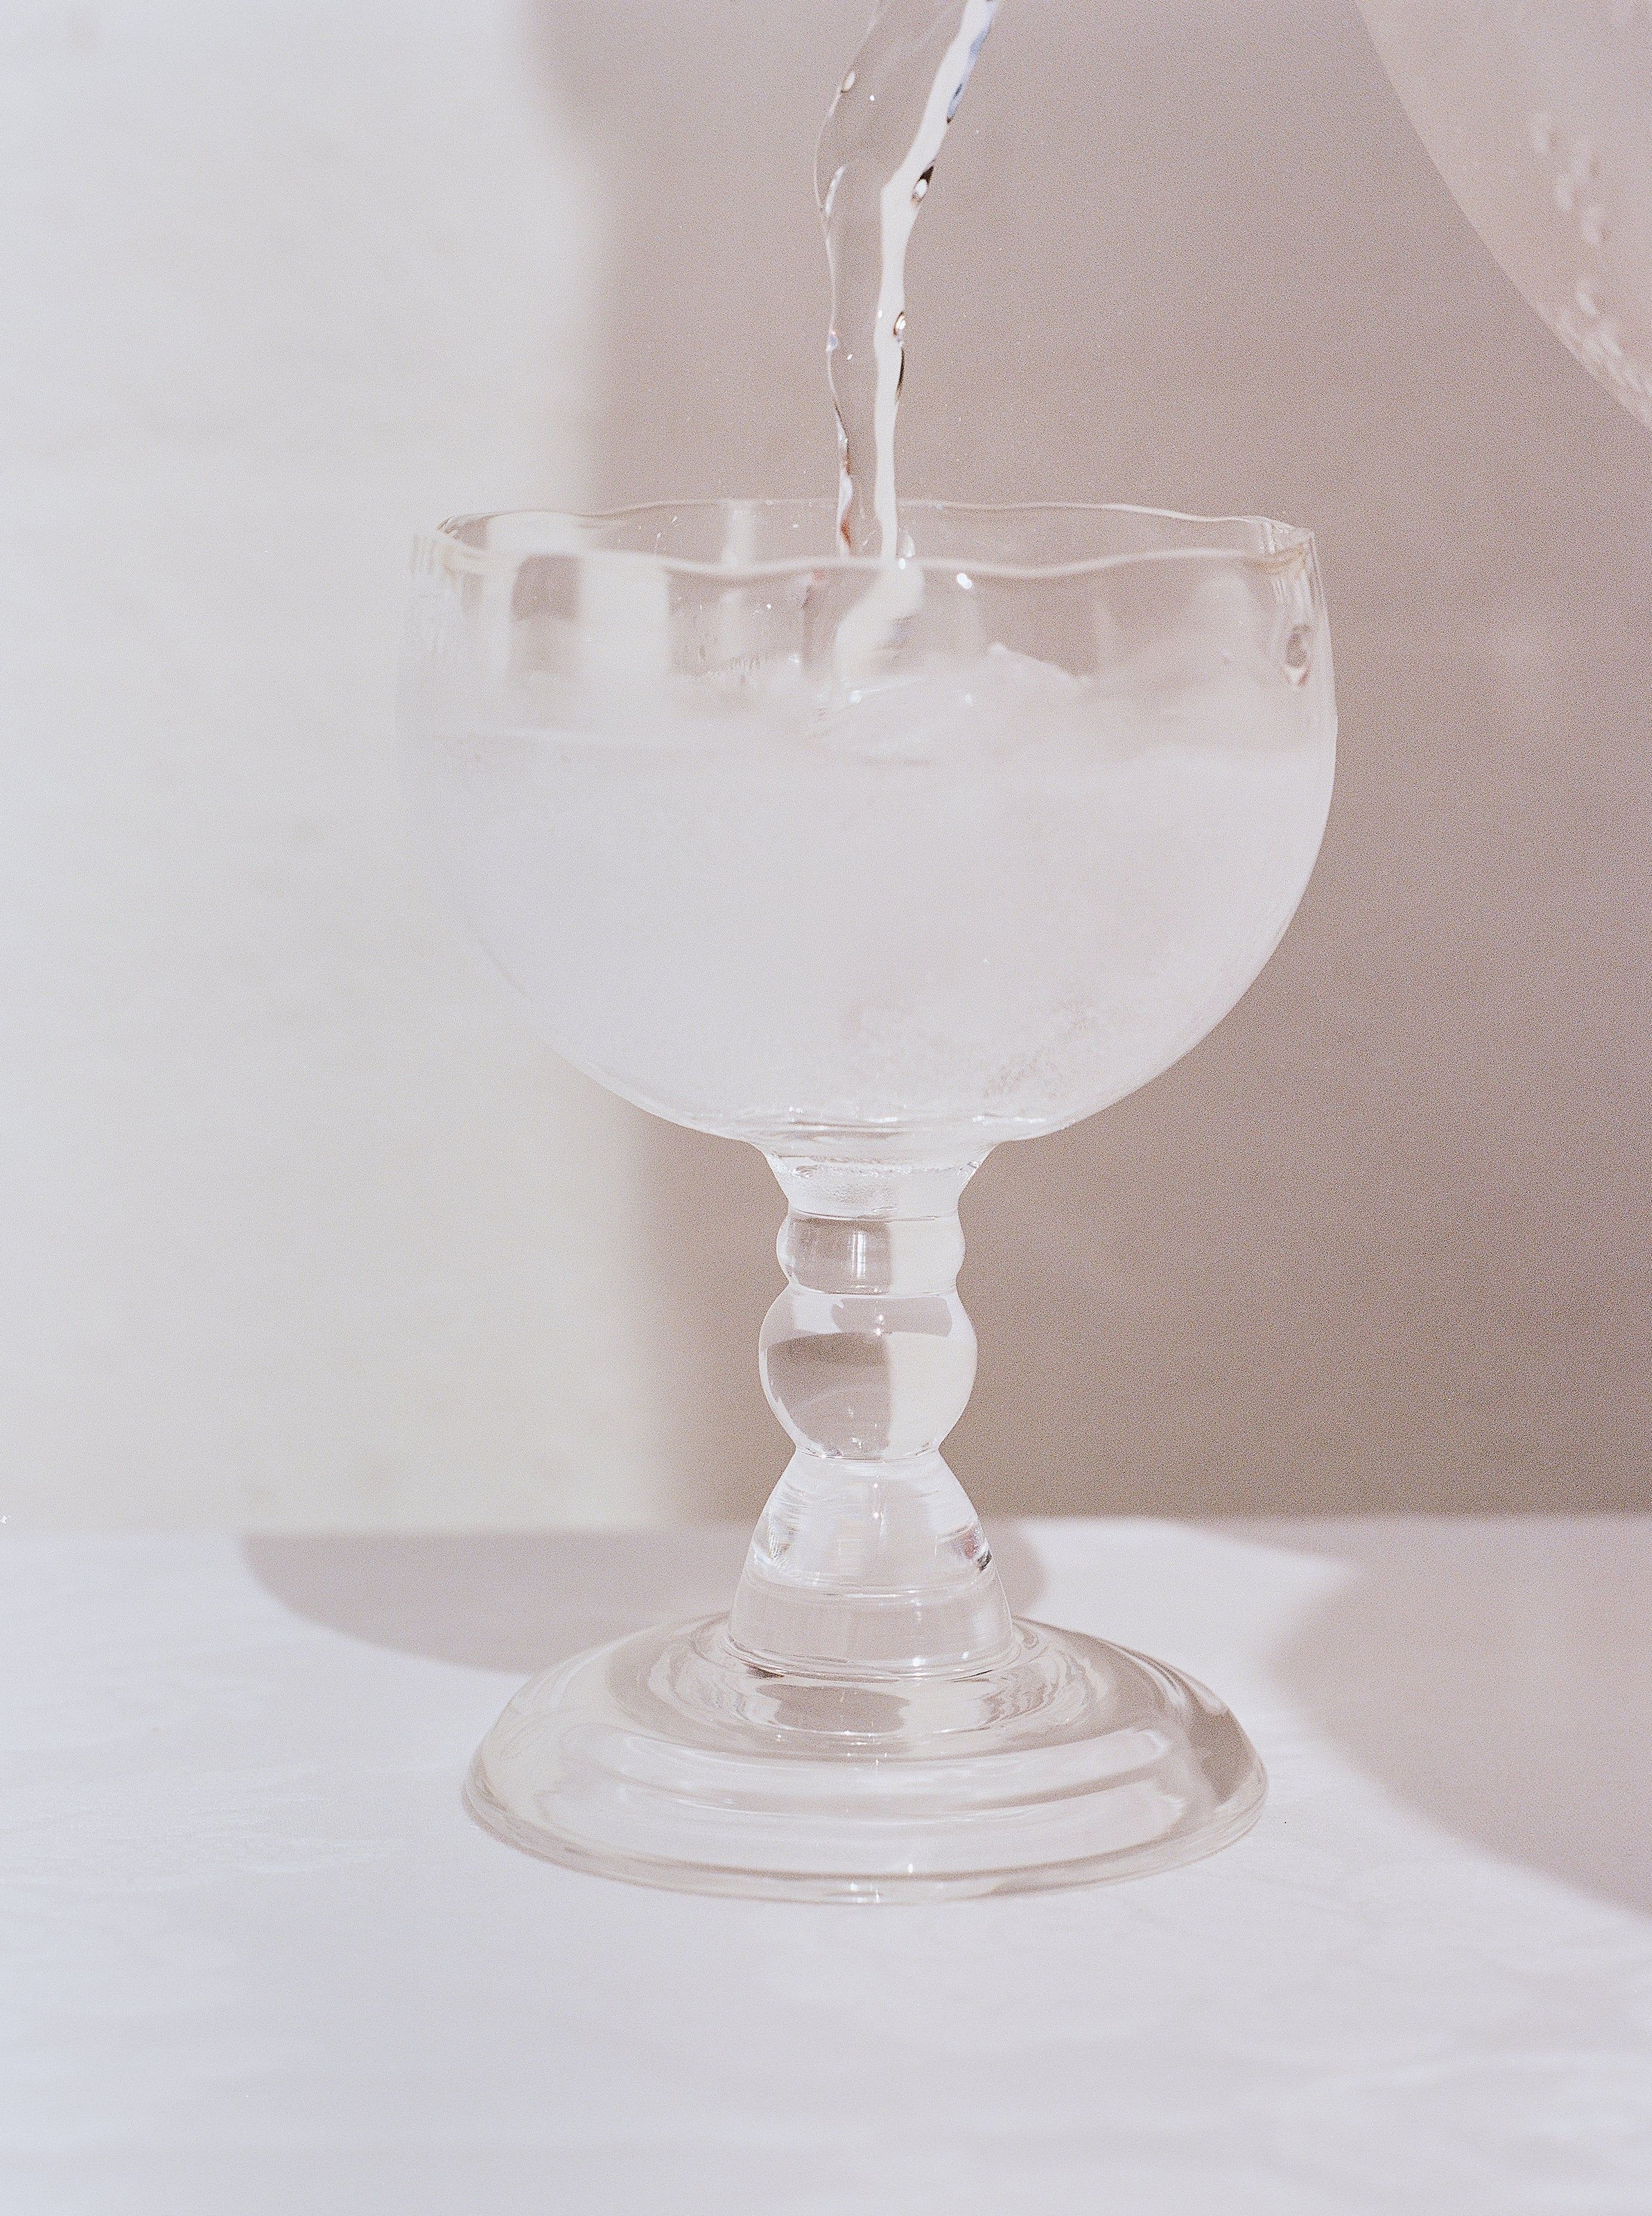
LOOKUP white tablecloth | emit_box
[3,1519,1648,2213]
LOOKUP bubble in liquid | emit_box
[892,310,907,340]
[840,69,856,92]
[1283,624,1313,682]
[912,166,932,205]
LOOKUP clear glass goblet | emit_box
[398,499,1336,1901]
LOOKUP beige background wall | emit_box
[6,0,1649,1526]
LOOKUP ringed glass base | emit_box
[465,1614,1266,1903]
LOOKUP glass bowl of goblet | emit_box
[398,498,1336,1902]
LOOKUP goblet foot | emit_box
[465,1613,1265,1902]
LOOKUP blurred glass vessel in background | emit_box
[400,499,1336,1900]
[1358,1,1652,430]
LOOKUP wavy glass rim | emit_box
[425,499,1316,584]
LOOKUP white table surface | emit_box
[3,1517,1648,2214]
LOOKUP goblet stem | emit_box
[467,1138,1269,1890]
[729,1156,1015,1677]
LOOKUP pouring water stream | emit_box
[818,1,998,674]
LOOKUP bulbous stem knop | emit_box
[728,1157,1015,1678]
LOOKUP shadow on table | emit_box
[246,1517,1650,1919]
[242,1520,1048,1678]
[1232,1516,1652,1920]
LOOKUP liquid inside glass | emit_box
[404,504,1333,1157]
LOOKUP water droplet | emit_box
[839,69,855,93]
[955,572,974,590]
[911,166,932,205]
[827,328,840,354]
[892,310,906,341]
[1283,624,1313,681]
[1580,205,1611,248]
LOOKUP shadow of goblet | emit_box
[248,1515,1651,1918]
[1242,1515,1652,1919]
[242,1520,1049,1678]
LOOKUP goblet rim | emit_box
[423,496,1316,584]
